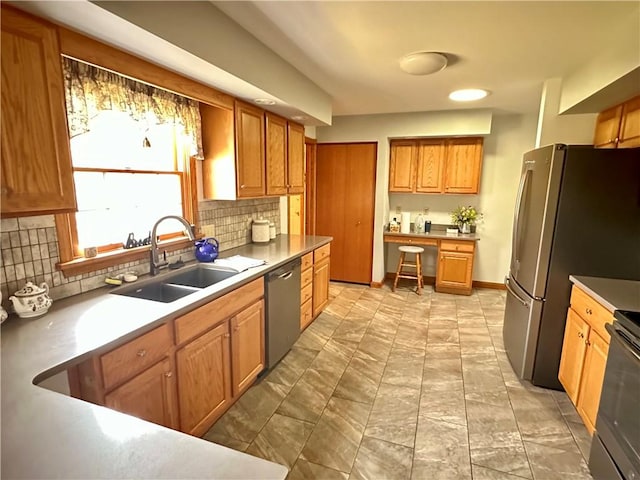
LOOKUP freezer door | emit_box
[503,275,544,380]
[510,145,565,298]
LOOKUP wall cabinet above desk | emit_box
[388,137,483,195]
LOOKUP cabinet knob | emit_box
[136,349,147,357]
[164,371,173,378]
[224,333,230,338]
[585,340,591,346]
[240,184,246,189]
[578,332,584,338]
[586,308,592,315]
[356,221,361,226]
[0,187,7,195]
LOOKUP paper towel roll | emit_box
[400,212,411,233]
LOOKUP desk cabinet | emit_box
[435,240,475,295]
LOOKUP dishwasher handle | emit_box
[279,271,294,280]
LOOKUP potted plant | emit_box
[451,205,481,233]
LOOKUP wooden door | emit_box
[557,309,590,403]
[416,139,446,193]
[235,100,265,198]
[288,194,304,235]
[593,104,623,148]
[1,6,77,216]
[287,122,305,194]
[618,96,640,148]
[265,112,288,196]
[313,257,330,317]
[388,141,416,192]
[316,143,376,284]
[576,331,609,434]
[176,321,231,436]
[230,300,265,397]
[444,138,483,194]
[436,251,473,290]
[104,358,178,430]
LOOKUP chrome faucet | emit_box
[149,215,195,276]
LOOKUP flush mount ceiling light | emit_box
[291,115,306,121]
[399,51,448,75]
[449,89,489,102]
[254,98,276,105]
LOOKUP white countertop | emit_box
[569,275,640,313]
[1,234,331,479]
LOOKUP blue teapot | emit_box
[194,237,219,262]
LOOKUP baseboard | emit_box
[370,281,384,288]
[383,272,506,290]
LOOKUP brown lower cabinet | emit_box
[313,244,331,317]
[435,240,475,295]
[558,284,612,434]
[69,278,265,438]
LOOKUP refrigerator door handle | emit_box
[512,168,532,265]
[505,276,529,308]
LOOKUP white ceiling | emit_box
[213,1,640,117]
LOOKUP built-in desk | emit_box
[384,230,480,295]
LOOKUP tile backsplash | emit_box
[0,197,280,312]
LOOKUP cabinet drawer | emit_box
[570,286,613,341]
[301,267,313,288]
[301,282,313,305]
[300,298,313,330]
[101,323,172,391]
[301,253,313,271]
[314,243,331,263]
[175,278,264,345]
[440,240,475,253]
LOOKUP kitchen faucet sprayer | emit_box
[149,215,195,276]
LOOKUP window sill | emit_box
[58,237,195,277]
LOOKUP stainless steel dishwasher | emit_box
[265,257,301,368]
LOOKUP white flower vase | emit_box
[459,223,471,234]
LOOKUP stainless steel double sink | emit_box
[111,265,239,303]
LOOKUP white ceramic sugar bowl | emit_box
[9,281,53,319]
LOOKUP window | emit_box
[55,58,201,275]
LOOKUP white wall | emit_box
[316,109,538,284]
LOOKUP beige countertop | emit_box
[384,228,480,242]
[1,234,331,480]
[569,275,640,313]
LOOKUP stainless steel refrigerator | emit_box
[503,144,640,389]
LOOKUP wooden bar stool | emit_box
[393,245,424,295]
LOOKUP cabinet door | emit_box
[235,101,265,198]
[593,104,623,148]
[416,140,446,193]
[576,331,609,434]
[313,257,330,317]
[388,141,416,192]
[1,6,77,216]
[557,309,590,404]
[444,138,483,194]
[230,300,265,397]
[104,358,178,430]
[265,112,288,196]
[287,122,305,194]
[176,322,231,436]
[618,96,640,148]
[436,251,473,293]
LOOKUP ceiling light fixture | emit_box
[254,98,276,105]
[399,52,448,76]
[449,89,489,102]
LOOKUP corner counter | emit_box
[569,275,640,312]
[1,234,331,479]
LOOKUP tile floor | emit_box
[204,282,594,479]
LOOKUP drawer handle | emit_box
[136,349,147,357]
[164,372,173,378]
[586,308,593,315]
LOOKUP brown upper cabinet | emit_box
[1,6,77,217]
[235,100,266,198]
[287,122,305,195]
[265,112,305,196]
[389,137,483,194]
[593,95,640,149]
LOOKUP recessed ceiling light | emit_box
[291,115,306,121]
[399,52,448,76]
[449,89,489,102]
[254,98,276,105]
